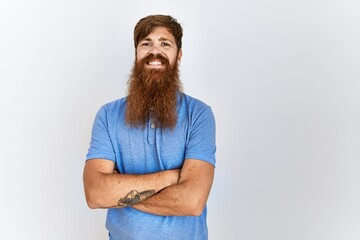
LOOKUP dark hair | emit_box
[134,15,183,51]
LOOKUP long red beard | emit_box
[125,53,182,129]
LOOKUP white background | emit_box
[1,0,359,239]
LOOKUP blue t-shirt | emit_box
[86,93,216,240]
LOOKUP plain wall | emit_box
[1,0,359,239]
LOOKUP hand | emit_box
[168,169,181,185]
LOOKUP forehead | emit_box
[141,26,176,42]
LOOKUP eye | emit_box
[161,42,171,47]
[140,42,151,47]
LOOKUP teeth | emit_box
[149,61,161,65]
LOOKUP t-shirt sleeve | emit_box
[86,106,116,162]
[185,106,216,167]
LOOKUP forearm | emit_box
[132,180,204,216]
[132,160,214,216]
[83,161,180,209]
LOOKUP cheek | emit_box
[136,49,147,61]
[169,53,179,66]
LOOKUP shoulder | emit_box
[101,97,127,111]
[94,97,127,124]
[180,93,213,117]
[180,93,211,110]
[97,97,127,115]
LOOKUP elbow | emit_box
[184,198,206,217]
[191,204,206,217]
[86,199,99,209]
[188,209,204,217]
[84,190,102,209]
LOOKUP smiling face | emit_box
[126,26,183,129]
[136,27,182,70]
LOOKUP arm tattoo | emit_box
[118,190,156,207]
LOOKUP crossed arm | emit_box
[83,158,214,216]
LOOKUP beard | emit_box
[125,53,182,130]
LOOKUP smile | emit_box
[148,61,162,65]
[145,59,166,69]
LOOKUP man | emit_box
[83,15,216,240]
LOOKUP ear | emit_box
[177,49,183,63]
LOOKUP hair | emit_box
[126,54,181,129]
[134,14,183,51]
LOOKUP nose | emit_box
[148,46,164,55]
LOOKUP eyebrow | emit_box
[142,37,175,45]
[159,37,175,44]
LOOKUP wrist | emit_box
[156,169,179,190]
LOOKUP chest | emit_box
[113,119,190,174]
